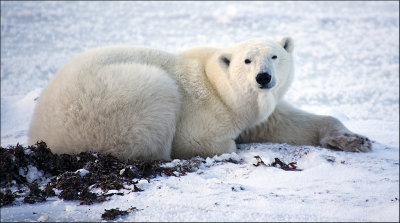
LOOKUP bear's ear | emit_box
[218,53,232,71]
[279,37,294,53]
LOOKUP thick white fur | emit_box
[236,101,372,152]
[29,37,371,161]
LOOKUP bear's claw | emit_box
[320,132,372,152]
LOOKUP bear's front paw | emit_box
[320,132,372,152]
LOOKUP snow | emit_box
[1,1,399,222]
[75,169,90,177]
[37,215,50,222]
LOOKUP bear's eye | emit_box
[244,59,251,64]
[271,55,278,59]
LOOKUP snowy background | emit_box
[1,1,399,222]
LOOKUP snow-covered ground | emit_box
[1,1,399,222]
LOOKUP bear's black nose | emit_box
[256,72,272,87]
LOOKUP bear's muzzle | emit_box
[256,72,275,89]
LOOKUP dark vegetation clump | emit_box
[0,189,15,207]
[253,155,302,171]
[0,141,206,207]
[101,207,137,220]
[23,182,47,204]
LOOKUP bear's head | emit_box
[217,37,294,98]
[206,37,295,126]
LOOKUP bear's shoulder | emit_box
[180,46,220,64]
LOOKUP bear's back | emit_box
[67,46,180,75]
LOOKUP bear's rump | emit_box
[29,63,182,161]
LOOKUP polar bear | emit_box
[28,37,371,161]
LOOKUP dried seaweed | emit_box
[0,189,15,207]
[101,207,137,220]
[253,156,302,171]
[0,141,203,207]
